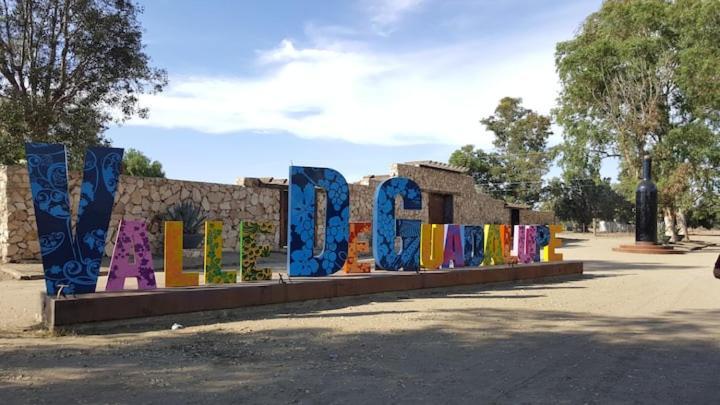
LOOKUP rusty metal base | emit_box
[42,261,583,329]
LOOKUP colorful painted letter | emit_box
[535,225,550,262]
[442,224,465,268]
[343,222,372,273]
[205,221,236,284]
[164,221,199,287]
[240,221,275,281]
[372,177,422,271]
[500,225,517,264]
[542,224,564,262]
[523,225,537,264]
[420,224,445,270]
[483,224,504,265]
[288,166,350,276]
[512,225,527,262]
[106,219,157,291]
[396,219,421,271]
[463,225,484,267]
[25,143,123,295]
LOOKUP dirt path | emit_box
[1,234,719,403]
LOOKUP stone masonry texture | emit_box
[0,163,554,263]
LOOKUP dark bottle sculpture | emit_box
[635,155,658,243]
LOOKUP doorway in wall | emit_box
[428,193,454,224]
[510,208,520,228]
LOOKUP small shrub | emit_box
[164,201,207,234]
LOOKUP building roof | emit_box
[237,176,288,188]
[258,177,288,186]
[357,174,391,185]
[504,202,532,210]
[403,160,469,174]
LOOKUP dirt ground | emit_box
[1,233,719,404]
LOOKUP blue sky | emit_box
[108,0,614,184]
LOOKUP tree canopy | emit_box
[543,177,633,232]
[555,0,720,236]
[0,0,166,165]
[122,148,164,178]
[449,97,553,207]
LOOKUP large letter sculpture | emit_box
[483,224,504,265]
[205,221,236,283]
[25,143,123,295]
[535,225,550,262]
[513,225,537,264]
[512,225,527,263]
[542,224,564,262]
[373,177,422,271]
[288,166,350,276]
[523,225,537,264]
[343,222,372,273]
[463,225,484,267]
[106,219,157,291]
[396,219,421,271]
[442,224,465,268]
[164,221,199,287]
[420,224,445,270]
[500,224,517,264]
[240,221,275,281]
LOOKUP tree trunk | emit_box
[593,218,597,236]
[663,208,678,243]
[677,210,689,242]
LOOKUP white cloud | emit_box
[130,36,560,149]
[364,0,426,30]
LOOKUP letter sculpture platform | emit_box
[42,261,583,330]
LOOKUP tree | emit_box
[449,97,553,206]
[555,0,720,241]
[449,145,502,195]
[544,177,633,232]
[122,148,164,178]
[0,0,166,165]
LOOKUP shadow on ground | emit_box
[584,260,699,272]
[0,305,718,404]
[27,276,599,335]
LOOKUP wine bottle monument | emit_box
[614,155,682,254]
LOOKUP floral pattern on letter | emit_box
[462,225,484,267]
[106,219,157,291]
[288,166,349,277]
[342,222,372,273]
[25,143,123,295]
[240,221,275,281]
[204,221,236,284]
[372,177,422,271]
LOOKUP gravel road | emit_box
[1,233,719,404]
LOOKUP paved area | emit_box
[0,233,719,403]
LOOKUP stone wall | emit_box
[391,163,509,224]
[0,161,558,263]
[0,165,279,263]
[520,209,556,226]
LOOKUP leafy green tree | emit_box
[122,148,165,178]
[0,0,167,165]
[450,97,553,206]
[555,0,720,240]
[544,177,633,232]
[449,145,502,195]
